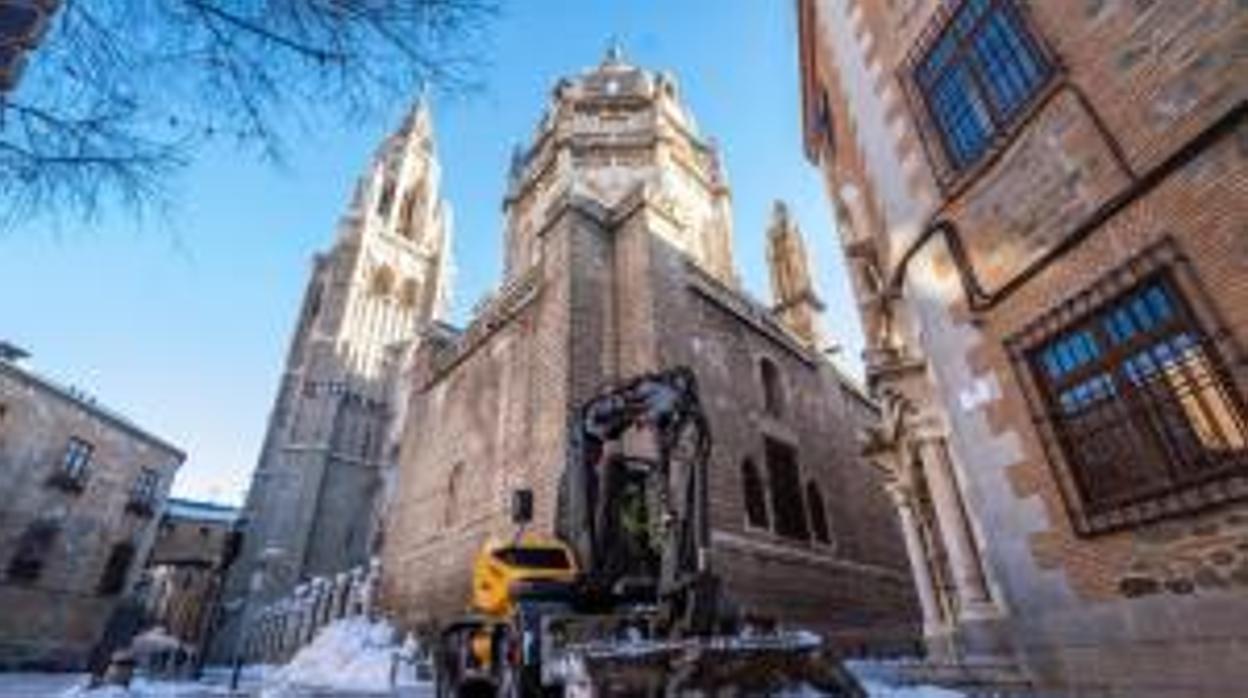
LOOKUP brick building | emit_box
[381,50,918,646]
[797,0,1247,694]
[0,343,185,669]
[142,498,239,660]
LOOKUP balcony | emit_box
[45,469,87,494]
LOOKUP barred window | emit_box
[131,467,161,506]
[911,0,1053,172]
[1027,274,1248,520]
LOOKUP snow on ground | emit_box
[847,660,967,698]
[0,673,88,698]
[859,679,965,697]
[259,617,420,697]
[56,677,236,697]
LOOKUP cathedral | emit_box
[220,50,916,656]
[216,102,453,654]
[379,51,917,645]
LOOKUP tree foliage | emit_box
[0,0,497,225]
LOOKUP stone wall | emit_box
[381,193,918,644]
[0,360,183,669]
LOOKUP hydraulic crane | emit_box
[434,368,834,697]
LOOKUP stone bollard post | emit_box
[279,600,295,660]
[333,572,351,620]
[363,557,382,620]
[348,566,367,617]
[302,591,318,645]
[307,578,324,633]
[321,579,336,629]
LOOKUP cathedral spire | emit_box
[767,200,824,347]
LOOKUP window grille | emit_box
[1012,253,1248,534]
[49,437,93,491]
[62,437,93,480]
[131,468,161,505]
[909,0,1053,174]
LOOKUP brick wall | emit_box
[380,195,918,642]
[801,0,1248,692]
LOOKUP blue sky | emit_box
[0,1,862,505]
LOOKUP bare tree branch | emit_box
[1,0,498,227]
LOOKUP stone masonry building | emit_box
[143,498,240,660]
[798,0,1247,694]
[0,343,185,669]
[381,51,919,648]
[216,101,453,657]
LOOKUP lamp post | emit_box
[229,545,283,691]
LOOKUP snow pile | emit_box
[260,617,401,696]
[59,678,233,696]
[845,660,967,698]
[859,679,965,697]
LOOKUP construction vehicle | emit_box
[434,368,845,697]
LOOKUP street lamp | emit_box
[229,544,284,690]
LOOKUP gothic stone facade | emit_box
[798,0,1247,694]
[381,54,919,648]
[0,352,184,669]
[217,103,452,657]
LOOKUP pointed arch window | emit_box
[741,458,769,529]
[806,481,831,544]
[371,266,396,297]
[376,177,397,216]
[765,437,809,541]
[400,278,420,308]
[759,358,785,418]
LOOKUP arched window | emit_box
[741,459,769,529]
[399,278,419,308]
[806,481,831,544]
[759,358,785,418]
[376,177,396,216]
[371,265,395,297]
[97,542,136,596]
[6,520,59,582]
[398,190,418,238]
[306,283,324,321]
[765,437,809,541]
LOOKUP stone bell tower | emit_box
[767,200,824,347]
[216,99,452,656]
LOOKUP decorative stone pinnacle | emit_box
[603,36,625,65]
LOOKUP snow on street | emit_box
[0,619,967,697]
